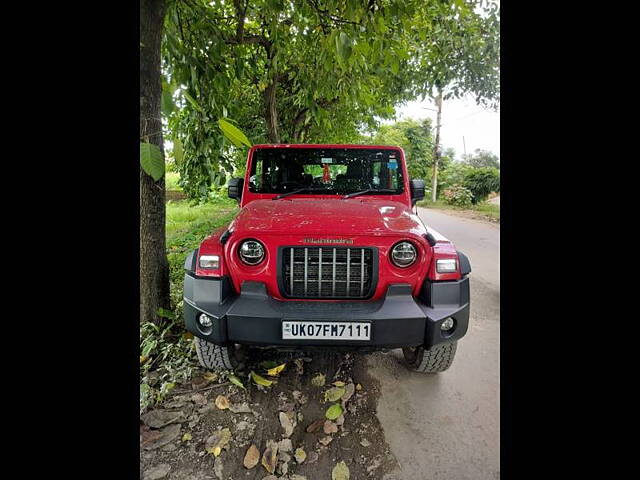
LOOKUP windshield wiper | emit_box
[342,188,397,199]
[272,186,326,200]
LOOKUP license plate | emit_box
[282,321,371,340]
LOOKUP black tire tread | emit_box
[194,337,236,370]
[404,341,457,373]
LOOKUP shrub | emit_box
[443,184,473,207]
[463,167,500,204]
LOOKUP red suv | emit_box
[183,145,471,373]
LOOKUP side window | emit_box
[250,159,263,190]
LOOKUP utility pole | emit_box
[431,89,443,202]
[463,135,467,157]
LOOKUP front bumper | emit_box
[184,272,469,350]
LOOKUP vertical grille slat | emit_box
[283,246,374,299]
[332,248,336,297]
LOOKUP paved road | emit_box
[368,207,500,480]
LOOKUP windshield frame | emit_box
[242,145,411,207]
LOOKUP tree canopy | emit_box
[158,0,500,200]
[462,148,500,169]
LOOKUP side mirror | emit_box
[228,177,244,201]
[410,179,426,205]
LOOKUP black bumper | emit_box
[183,273,469,350]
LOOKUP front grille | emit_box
[282,247,375,299]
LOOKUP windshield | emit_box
[248,147,404,195]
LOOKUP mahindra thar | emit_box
[183,145,471,373]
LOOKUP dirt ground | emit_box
[140,351,399,480]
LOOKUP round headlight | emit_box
[390,241,417,267]
[239,240,265,265]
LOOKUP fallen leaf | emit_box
[251,371,274,387]
[215,395,230,410]
[213,457,223,479]
[228,374,246,390]
[355,384,362,391]
[294,358,304,374]
[324,387,346,402]
[182,432,192,442]
[142,424,181,450]
[294,447,307,464]
[360,438,371,447]
[278,438,293,452]
[243,444,260,469]
[335,414,345,426]
[267,363,286,376]
[203,371,217,382]
[319,435,333,446]
[333,381,345,387]
[229,402,253,414]
[143,463,171,480]
[279,411,296,438]
[205,428,231,457]
[311,373,326,387]
[342,383,355,404]
[141,410,185,429]
[332,460,350,480]
[140,355,148,364]
[306,419,324,433]
[323,420,338,434]
[261,440,279,473]
[325,403,343,420]
[259,360,279,369]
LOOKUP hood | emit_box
[230,198,426,237]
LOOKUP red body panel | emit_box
[196,144,461,299]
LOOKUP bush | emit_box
[443,184,473,207]
[463,167,500,204]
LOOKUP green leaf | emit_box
[259,360,279,370]
[218,118,252,148]
[140,142,165,181]
[250,371,274,387]
[173,137,184,166]
[335,32,352,64]
[332,460,350,480]
[161,89,174,117]
[325,403,343,420]
[156,307,175,320]
[183,91,203,112]
[228,374,246,390]
[324,387,346,402]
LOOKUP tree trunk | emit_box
[140,0,170,324]
[263,79,280,143]
[431,90,443,203]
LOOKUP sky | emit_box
[390,94,500,160]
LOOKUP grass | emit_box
[417,198,500,222]
[165,171,182,192]
[166,196,238,313]
[140,197,239,412]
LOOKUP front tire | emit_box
[402,342,457,373]
[194,337,240,370]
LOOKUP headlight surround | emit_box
[199,255,220,269]
[390,241,417,267]
[436,258,458,273]
[238,240,265,265]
